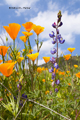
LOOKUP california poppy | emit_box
[27,52,39,61]
[20,36,28,43]
[22,22,33,32]
[67,48,75,53]
[0,62,17,77]
[22,32,33,37]
[3,23,21,40]
[63,54,71,60]
[33,24,44,35]
[0,46,9,56]
[43,57,50,63]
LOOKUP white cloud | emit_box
[30,9,80,45]
[4,0,39,16]
[33,39,55,55]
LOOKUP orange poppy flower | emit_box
[22,22,33,32]
[0,62,17,77]
[3,23,21,40]
[37,67,42,73]
[42,79,45,82]
[76,72,80,78]
[43,57,50,63]
[33,24,44,35]
[68,83,71,86]
[22,32,33,37]
[63,54,71,60]
[5,60,13,63]
[74,65,78,68]
[67,48,75,53]
[27,52,39,61]
[20,36,28,43]
[0,60,3,63]
[17,57,24,63]
[29,49,33,53]
[0,46,9,56]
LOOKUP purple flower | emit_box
[52,72,56,79]
[57,29,59,34]
[19,100,23,106]
[52,38,57,44]
[50,48,57,54]
[22,93,27,99]
[55,88,58,92]
[49,31,55,38]
[57,34,61,39]
[59,37,65,44]
[17,83,22,90]
[50,57,56,64]
[49,67,54,73]
[52,22,56,28]
[58,22,63,27]
[52,81,55,87]
[54,63,59,69]
[14,96,17,100]
[55,79,60,85]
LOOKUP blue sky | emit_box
[0,0,80,66]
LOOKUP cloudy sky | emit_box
[0,0,80,65]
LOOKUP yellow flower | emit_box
[42,79,45,82]
[0,62,16,77]
[17,57,24,62]
[66,71,70,74]
[74,65,78,68]
[22,31,33,37]
[33,24,44,35]
[29,49,33,53]
[27,52,39,61]
[68,83,71,86]
[3,23,21,40]
[54,68,59,73]
[51,79,53,82]
[22,22,33,32]
[19,36,28,43]
[76,72,80,78]
[63,54,71,60]
[0,46,9,56]
[37,67,42,73]
[67,48,75,53]
[41,67,45,71]
[45,90,49,95]
[16,52,21,58]
[43,57,50,63]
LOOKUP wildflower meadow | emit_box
[0,11,80,120]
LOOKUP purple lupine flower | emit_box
[54,63,59,69]
[55,79,60,85]
[52,81,55,87]
[58,22,63,27]
[50,57,56,64]
[59,37,65,44]
[49,67,54,73]
[57,34,61,39]
[14,96,17,100]
[17,83,22,90]
[55,88,58,92]
[52,38,57,44]
[57,29,59,34]
[50,48,57,54]
[49,31,55,38]
[22,93,27,99]
[52,72,56,79]
[52,22,56,28]
[19,100,23,106]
